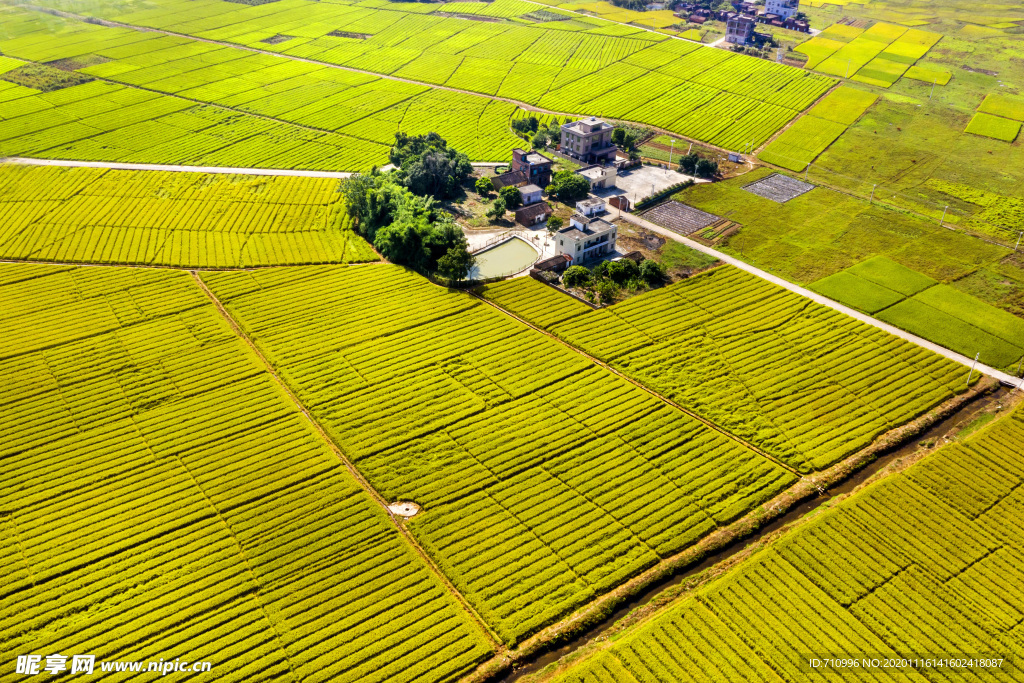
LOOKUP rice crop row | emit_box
[1,0,834,154]
[550,399,1024,683]
[548,265,970,472]
[201,263,800,645]
[0,263,493,683]
[0,165,376,267]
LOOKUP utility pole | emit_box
[669,139,674,167]
[930,79,936,99]
[687,142,692,155]
[1016,230,1023,252]
[846,59,851,78]
[940,205,948,226]
[1016,354,1023,377]
[869,183,876,203]
[966,351,980,389]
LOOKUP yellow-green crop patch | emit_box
[903,63,951,85]
[548,401,1024,683]
[759,86,877,171]
[478,277,592,329]
[202,263,801,644]
[0,165,377,267]
[0,0,835,157]
[965,111,1022,142]
[978,93,1024,122]
[0,264,493,682]
[797,21,941,87]
[492,265,969,472]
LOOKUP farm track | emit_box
[618,208,1021,386]
[189,271,505,651]
[469,287,802,477]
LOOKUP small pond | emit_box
[469,236,540,280]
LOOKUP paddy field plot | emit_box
[483,267,970,473]
[0,264,493,683]
[796,21,941,88]
[202,263,801,645]
[808,255,1024,369]
[674,166,1011,287]
[0,164,377,267]
[548,398,1024,683]
[758,86,878,172]
[0,0,835,157]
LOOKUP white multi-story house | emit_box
[555,212,617,263]
[765,0,799,20]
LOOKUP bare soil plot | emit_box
[742,173,815,203]
[642,200,720,235]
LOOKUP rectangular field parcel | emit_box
[550,400,1024,683]
[484,267,970,473]
[0,165,378,267]
[0,1,836,158]
[201,264,800,644]
[0,264,492,683]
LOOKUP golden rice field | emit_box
[0,165,377,267]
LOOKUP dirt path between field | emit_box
[617,209,1021,386]
[470,288,801,476]
[189,271,503,650]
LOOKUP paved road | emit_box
[1,157,508,175]
[618,209,1022,387]
[0,157,358,178]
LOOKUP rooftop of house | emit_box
[562,217,615,239]
[578,166,611,180]
[515,202,552,221]
[577,197,605,212]
[520,183,543,194]
[561,117,614,136]
[524,151,551,165]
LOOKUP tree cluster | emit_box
[562,258,667,304]
[678,153,719,179]
[546,170,591,203]
[389,132,472,200]
[340,171,475,282]
[511,116,539,136]
[609,0,646,11]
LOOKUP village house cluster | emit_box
[676,0,808,46]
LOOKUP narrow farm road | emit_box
[617,209,1022,387]
[1,157,356,178]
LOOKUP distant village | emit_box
[677,0,810,47]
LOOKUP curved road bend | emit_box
[616,209,1021,387]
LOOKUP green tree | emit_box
[640,259,667,285]
[695,158,719,179]
[531,131,549,150]
[487,197,507,222]
[436,243,476,284]
[499,185,522,209]
[546,215,563,236]
[612,128,626,146]
[389,132,472,200]
[547,170,591,203]
[678,153,700,175]
[562,265,592,288]
[607,258,639,285]
[596,278,618,304]
[475,176,494,197]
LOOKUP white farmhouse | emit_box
[765,0,799,20]
[555,212,617,263]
